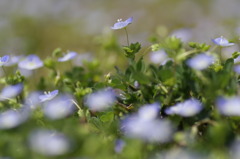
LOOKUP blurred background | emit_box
[0,0,240,61]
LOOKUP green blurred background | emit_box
[0,0,240,60]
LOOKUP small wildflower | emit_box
[39,90,59,102]
[0,83,23,100]
[4,55,22,67]
[18,54,43,70]
[165,98,203,117]
[43,94,75,120]
[111,17,133,30]
[0,55,10,66]
[216,96,240,116]
[84,88,116,111]
[187,53,215,70]
[58,52,77,62]
[0,109,28,129]
[149,50,171,65]
[212,36,234,47]
[138,103,161,121]
[114,139,125,153]
[28,129,71,156]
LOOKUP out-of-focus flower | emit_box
[0,55,10,66]
[187,53,215,70]
[121,103,173,142]
[0,109,29,129]
[216,96,240,116]
[165,98,203,117]
[111,17,133,30]
[43,94,75,120]
[73,53,93,66]
[234,65,240,74]
[138,103,161,120]
[4,55,22,67]
[24,91,42,109]
[84,88,116,111]
[149,50,172,65]
[0,83,23,100]
[212,36,234,47]
[18,54,43,70]
[114,139,125,153]
[28,129,71,156]
[39,90,58,102]
[171,28,192,43]
[58,52,77,62]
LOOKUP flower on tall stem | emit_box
[212,36,234,47]
[0,55,10,66]
[58,52,77,62]
[18,54,43,70]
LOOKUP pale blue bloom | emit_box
[138,103,161,120]
[0,108,29,129]
[216,96,240,116]
[28,129,70,156]
[114,139,125,153]
[39,90,59,102]
[0,55,10,66]
[18,54,43,70]
[187,53,215,70]
[212,36,234,47]
[149,50,172,65]
[4,55,22,67]
[84,88,116,111]
[111,17,133,30]
[165,98,203,117]
[234,65,240,74]
[43,94,75,120]
[0,83,23,100]
[121,102,173,142]
[24,91,42,109]
[171,28,192,43]
[58,52,77,62]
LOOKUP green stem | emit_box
[176,49,199,61]
[1,66,7,77]
[124,28,129,47]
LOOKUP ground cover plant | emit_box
[1,17,240,159]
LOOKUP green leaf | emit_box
[100,112,114,123]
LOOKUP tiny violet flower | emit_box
[138,103,161,121]
[149,50,172,65]
[0,55,10,66]
[0,109,29,129]
[39,90,59,102]
[165,98,203,117]
[58,52,77,62]
[121,103,173,143]
[18,54,43,70]
[84,88,116,111]
[4,55,22,67]
[187,53,215,70]
[212,36,234,47]
[28,129,71,156]
[114,139,125,153]
[0,83,23,100]
[43,94,75,120]
[111,17,133,30]
[234,65,240,74]
[216,96,240,116]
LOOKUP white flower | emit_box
[216,96,240,116]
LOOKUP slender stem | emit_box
[219,46,223,63]
[71,99,81,110]
[124,28,129,46]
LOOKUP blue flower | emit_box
[0,83,23,100]
[58,52,77,62]
[111,17,133,30]
[0,55,10,66]
[4,55,22,67]
[165,98,203,117]
[114,139,125,153]
[43,94,75,120]
[84,88,116,111]
[216,96,240,116]
[234,65,240,74]
[187,53,215,70]
[28,129,70,156]
[212,36,234,47]
[39,90,59,102]
[18,54,43,70]
[138,103,161,120]
[149,50,172,65]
